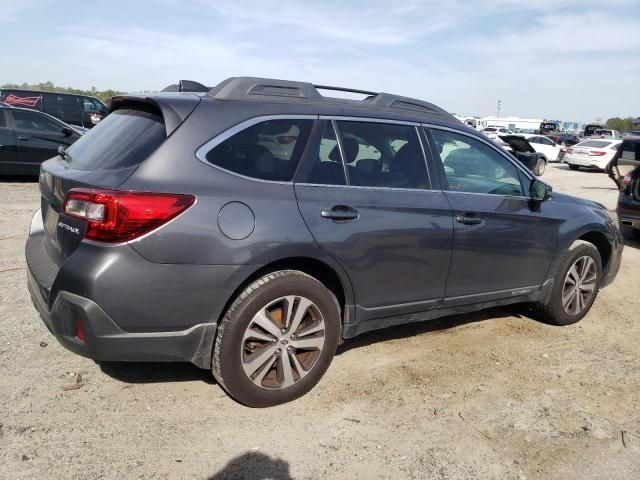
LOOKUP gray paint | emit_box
[26,81,624,369]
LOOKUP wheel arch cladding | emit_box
[578,231,611,270]
[217,257,350,327]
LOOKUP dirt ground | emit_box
[1,163,639,480]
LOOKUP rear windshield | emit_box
[577,140,611,148]
[65,109,165,170]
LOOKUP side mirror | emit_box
[61,127,73,137]
[530,179,552,202]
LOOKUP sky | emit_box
[1,0,639,122]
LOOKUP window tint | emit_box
[431,129,524,196]
[306,122,346,185]
[578,140,611,148]
[12,110,63,133]
[0,111,6,128]
[83,97,104,112]
[205,119,313,181]
[66,109,165,171]
[335,121,429,189]
[620,141,640,161]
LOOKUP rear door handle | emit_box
[321,205,359,221]
[455,213,482,225]
[18,135,30,141]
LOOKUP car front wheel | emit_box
[536,240,602,326]
[212,270,340,407]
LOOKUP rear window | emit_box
[66,109,165,170]
[204,119,313,181]
[577,140,611,148]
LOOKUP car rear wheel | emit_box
[536,240,602,326]
[568,164,580,170]
[212,270,340,407]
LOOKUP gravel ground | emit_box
[1,163,639,480]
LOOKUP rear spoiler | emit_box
[107,94,201,136]
[161,80,210,93]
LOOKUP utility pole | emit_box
[497,99,502,118]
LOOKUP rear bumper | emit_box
[27,269,216,368]
[564,154,609,169]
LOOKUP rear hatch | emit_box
[38,94,200,266]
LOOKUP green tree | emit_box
[605,117,636,132]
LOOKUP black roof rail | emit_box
[161,80,210,93]
[201,76,454,119]
[314,84,378,97]
[363,93,450,116]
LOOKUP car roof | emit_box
[152,76,460,125]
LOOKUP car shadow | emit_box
[99,306,537,384]
[99,361,216,385]
[337,305,530,355]
[0,175,39,183]
[208,452,292,480]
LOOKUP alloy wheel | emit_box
[562,256,597,315]
[241,295,326,390]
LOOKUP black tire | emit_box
[536,240,602,326]
[534,159,546,176]
[620,222,640,241]
[212,270,340,407]
[568,164,580,170]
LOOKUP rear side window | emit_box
[66,109,165,170]
[0,111,5,128]
[578,140,611,148]
[335,121,429,189]
[205,119,313,181]
[305,122,347,185]
[12,110,63,133]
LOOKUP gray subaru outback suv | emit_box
[26,77,623,407]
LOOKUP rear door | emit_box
[295,119,453,320]
[9,109,78,173]
[426,126,559,304]
[608,139,640,193]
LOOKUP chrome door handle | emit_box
[321,205,359,221]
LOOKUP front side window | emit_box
[334,121,429,189]
[0,111,6,128]
[205,119,313,181]
[430,128,524,196]
[12,110,63,133]
[83,97,104,112]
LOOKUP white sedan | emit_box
[563,139,621,170]
[522,134,563,162]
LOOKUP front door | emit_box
[427,127,559,304]
[10,110,75,170]
[295,119,453,319]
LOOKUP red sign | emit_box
[3,94,42,108]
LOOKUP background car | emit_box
[592,129,622,139]
[498,134,547,175]
[564,138,621,170]
[522,134,563,161]
[0,103,82,175]
[481,126,512,139]
[548,133,580,147]
[607,136,640,240]
[538,121,559,135]
[0,88,108,129]
[583,123,605,137]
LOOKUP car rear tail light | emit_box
[566,148,573,154]
[589,151,606,156]
[63,189,195,243]
[623,175,633,186]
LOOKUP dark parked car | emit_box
[498,134,547,175]
[584,124,605,138]
[607,136,640,240]
[26,77,623,407]
[0,89,108,129]
[538,121,559,135]
[0,103,82,175]
[548,133,580,147]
